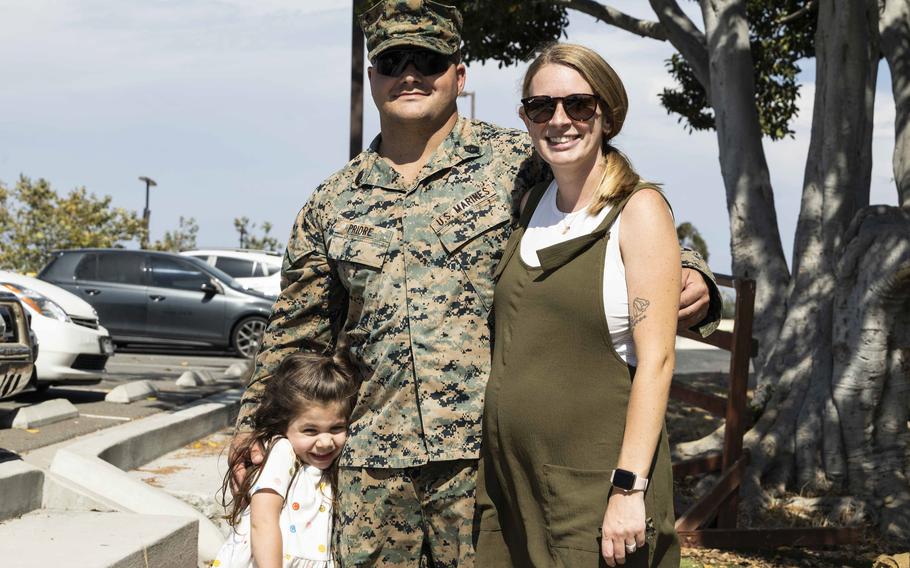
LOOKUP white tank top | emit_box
[519,180,636,365]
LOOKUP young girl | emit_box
[215,351,359,568]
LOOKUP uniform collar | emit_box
[355,115,485,193]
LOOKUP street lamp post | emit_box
[458,91,476,119]
[138,176,157,249]
[350,1,364,160]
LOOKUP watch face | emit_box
[612,469,636,490]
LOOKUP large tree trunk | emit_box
[880,0,910,207]
[741,0,910,535]
[697,0,789,370]
[832,206,910,538]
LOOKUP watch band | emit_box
[610,468,649,492]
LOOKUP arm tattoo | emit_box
[631,297,650,330]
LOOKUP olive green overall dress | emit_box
[475,182,680,567]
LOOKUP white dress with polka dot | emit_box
[213,437,334,568]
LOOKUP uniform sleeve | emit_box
[235,200,346,431]
[252,438,297,496]
[681,248,722,337]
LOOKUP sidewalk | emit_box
[0,383,243,568]
[128,428,233,536]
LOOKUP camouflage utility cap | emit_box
[359,0,462,61]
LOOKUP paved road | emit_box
[1,336,744,457]
[0,351,245,454]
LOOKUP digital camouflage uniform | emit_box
[235,1,721,566]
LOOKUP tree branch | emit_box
[778,0,817,25]
[647,0,711,94]
[557,0,667,41]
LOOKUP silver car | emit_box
[40,249,274,357]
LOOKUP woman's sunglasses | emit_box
[520,94,602,123]
[373,48,454,77]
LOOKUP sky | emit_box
[0,0,899,274]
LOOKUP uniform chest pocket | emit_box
[328,235,390,269]
[327,224,394,305]
[433,200,511,311]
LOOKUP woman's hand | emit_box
[601,490,646,566]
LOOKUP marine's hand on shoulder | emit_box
[678,267,710,331]
[229,431,265,495]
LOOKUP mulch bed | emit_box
[668,372,906,567]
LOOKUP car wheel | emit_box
[231,316,267,358]
[27,369,45,392]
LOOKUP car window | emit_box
[40,251,88,281]
[264,263,281,276]
[73,253,98,280]
[95,253,145,285]
[150,256,210,291]
[214,256,256,278]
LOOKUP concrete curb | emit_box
[6,398,79,429]
[176,370,216,387]
[104,379,158,403]
[223,361,251,378]
[0,460,43,522]
[45,388,242,563]
[0,510,198,568]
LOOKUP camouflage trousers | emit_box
[334,460,477,567]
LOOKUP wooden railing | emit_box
[671,273,862,549]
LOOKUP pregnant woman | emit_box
[475,42,681,567]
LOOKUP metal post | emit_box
[350,1,364,160]
[138,176,157,249]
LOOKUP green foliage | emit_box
[454,1,568,67]
[677,221,710,262]
[0,176,145,273]
[658,54,716,132]
[234,217,282,252]
[659,0,815,139]
[152,216,198,252]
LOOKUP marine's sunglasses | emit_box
[373,48,453,77]
[520,94,601,123]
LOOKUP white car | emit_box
[0,270,114,388]
[181,249,281,298]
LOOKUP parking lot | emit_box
[0,351,245,454]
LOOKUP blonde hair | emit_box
[523,43,644,214]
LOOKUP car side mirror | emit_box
[201,280,221,295]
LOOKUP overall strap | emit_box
[517,180,552,228]
[494,180,551,280]
[537,182,662,272]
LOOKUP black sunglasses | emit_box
[520,94,602,123]
[373,49,453,77]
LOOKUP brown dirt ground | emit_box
[668,372,907,567]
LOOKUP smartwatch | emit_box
[610,468,649,492]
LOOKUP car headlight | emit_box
[0,283,71,322]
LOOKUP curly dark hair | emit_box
[221,351,360,528]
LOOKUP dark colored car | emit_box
[1,290,37,399]
[39,249,275,357]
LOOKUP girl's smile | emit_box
[285,401,349,470]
